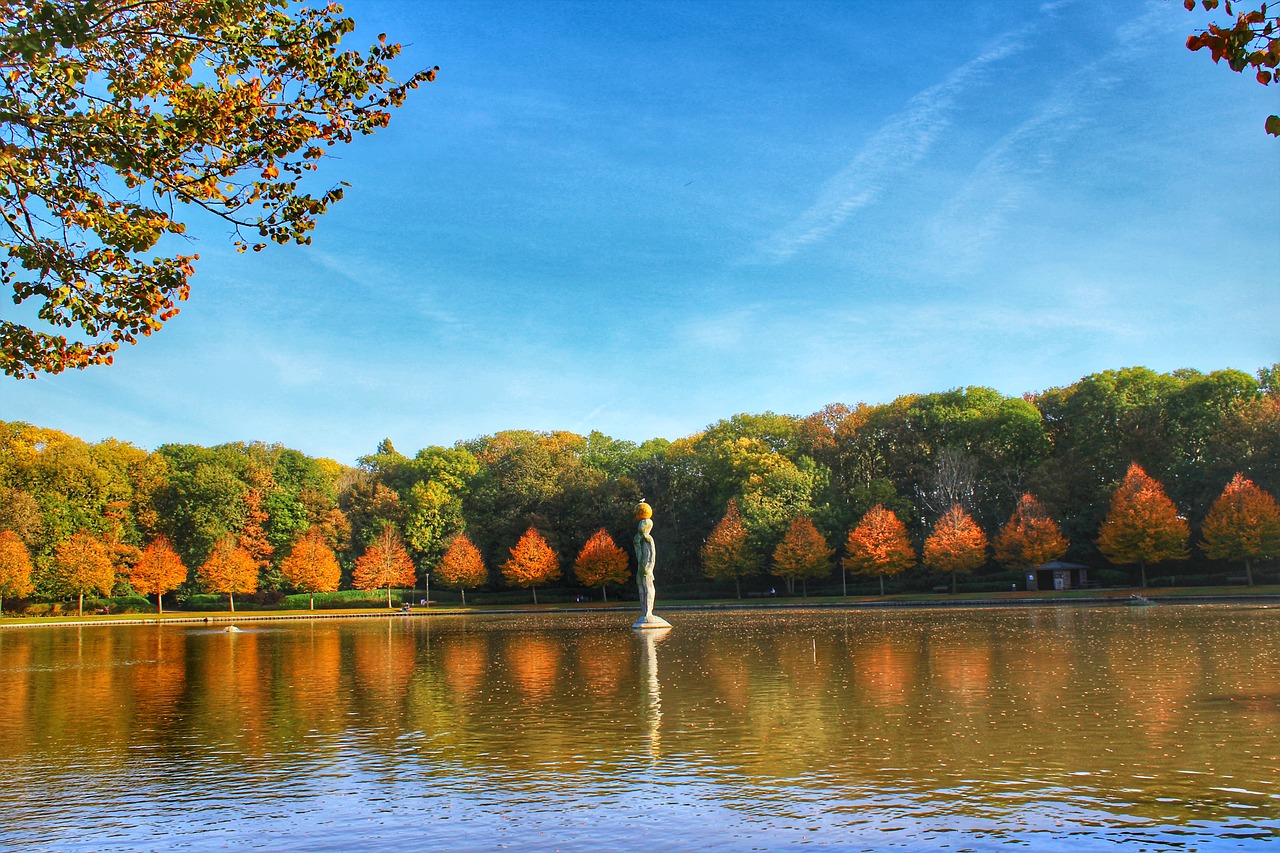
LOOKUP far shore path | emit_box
[3,586,1278,629]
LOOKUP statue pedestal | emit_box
[632,614,672,629]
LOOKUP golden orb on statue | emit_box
[635,500,653,520]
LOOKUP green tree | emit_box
[0,0,437,377]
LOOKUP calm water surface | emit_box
[0,605,1276,851]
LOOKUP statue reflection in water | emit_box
[638,626,672,761]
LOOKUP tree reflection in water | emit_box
[0,606,1277,850]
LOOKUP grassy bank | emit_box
[3,584,1278,628]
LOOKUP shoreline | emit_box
[3,588,1277,629]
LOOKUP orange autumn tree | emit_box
[924,504,988,594]
[772,515,832,597]
[1201,473,1280,587]
[0,530,33,614]
[994,493,1068,576]
[198,537,259,613]
[49,531,116,616]
[702,499,756,599]
[238,478,275,586]
[1097,463,1189,588]
[502,527,560,604]
[280,527,341,610]
[353,527,417,608]
[843,505,915,596]
[129,536,187,615]
[574,529,630,602]
[436,533,487,605]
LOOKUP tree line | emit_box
[0,364,1277,613]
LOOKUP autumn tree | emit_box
[574,529,630,601]
[702,500,757,598]
[197,536,259,612]
[994,493,1069,573]
[1097,464,1189,588]
[1201,473,1280,586]
[502,527,560,604]
[353,526,416,608]
[0,1,438,377]
[48,531,115,616]
[280,527,341,609]
[435,533,487,605]
[0,529,33,613]
[238,482,275,586]
[770,515,832,597]
[128,536,187,614]
[1184,1,1279,137]
[843,505,915,596]
[924,504,989,594]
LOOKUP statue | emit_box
[632,500,672,629]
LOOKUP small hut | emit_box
[1025,560,1090,592]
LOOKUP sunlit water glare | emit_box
[0,605,1276,851]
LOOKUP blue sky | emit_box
[3,0,1277,464]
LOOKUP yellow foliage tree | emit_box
[280,527,341,610]
[843,505,915,596]
[924,505,988,594]
[0,529,34,614]
[198,537,259,612]
[50,531,116,616]
[129,536,187,614]
[502,527,560,604]
[353,526,416,608]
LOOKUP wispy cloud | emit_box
[928,7,1166,270]
[756,31,1032,262]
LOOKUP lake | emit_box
[0,605,1276,851]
